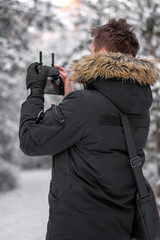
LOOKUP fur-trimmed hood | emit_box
[70,52,159,114]
[70,52,159,86]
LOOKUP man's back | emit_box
[45,81,151,240]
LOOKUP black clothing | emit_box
[19,52,159,240]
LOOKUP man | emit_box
[19,18,159,240]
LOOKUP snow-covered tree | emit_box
[0,0,64,166]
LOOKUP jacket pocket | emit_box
[49,179,59,201]
[48,179,59,219]
[27,121,64,146]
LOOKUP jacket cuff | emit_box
[27,88,44,102]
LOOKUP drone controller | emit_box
[36,51,64,95]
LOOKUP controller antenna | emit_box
[51,53,54,67]
[39,51,43,65]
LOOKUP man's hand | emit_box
[55,66,73,97]
[26,62,49,91]
[26,62,49,102]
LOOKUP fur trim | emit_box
[69,52,159,86]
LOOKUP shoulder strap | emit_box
[119,110,149,200]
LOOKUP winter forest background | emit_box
[0,0,160,239]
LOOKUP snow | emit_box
[0,169,51,240]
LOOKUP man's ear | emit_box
[99,47,108,54]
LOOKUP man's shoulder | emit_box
[75,89,98,99]
[60,90,87,110]
[63,89,94,100]
[62,89,99,108]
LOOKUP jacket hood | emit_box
[70,52,159,86]
[70,52,159,114]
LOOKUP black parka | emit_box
[19,52,159,240]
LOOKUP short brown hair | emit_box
[90,18,140,57]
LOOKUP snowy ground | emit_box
[0,169,51,240]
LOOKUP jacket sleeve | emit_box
[19,90,87,156]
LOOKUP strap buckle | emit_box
[130,156,142,168]
[35,110,44,124]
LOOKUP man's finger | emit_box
[54,65,66,72]
[60,71,65,77]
